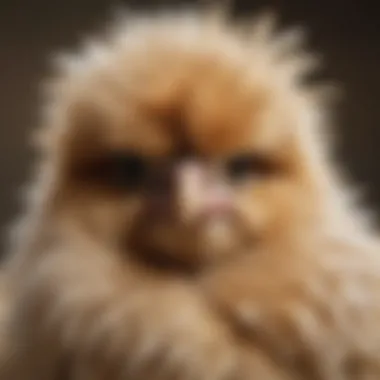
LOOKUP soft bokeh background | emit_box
[0,0,379,254]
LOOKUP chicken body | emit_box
[1,7,380,380]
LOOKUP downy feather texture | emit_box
[1,5,380,380]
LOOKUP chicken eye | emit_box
[225,153,275,181]
[106,152,149,190]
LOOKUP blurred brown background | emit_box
[0,0,379,253]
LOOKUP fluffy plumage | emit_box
[2,6,380,380]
